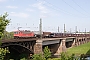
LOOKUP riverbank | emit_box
[49,42,90,60]
[66,42,90,56]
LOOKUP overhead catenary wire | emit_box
[35,0,77,16]
[36,0,89,18]
[42,0,82,17]
[43,0,73,14]
[62,0,86,16]
[72,0,88,13]
[36,0,68,13]
[62,0,90,18]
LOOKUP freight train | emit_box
[13,30,78,39]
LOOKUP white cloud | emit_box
[26,8,34,12]
[10,12,30,18]
[0,0,6,2]
[6,6,18,9]
[33,1,48,14]
[32,1,49,18]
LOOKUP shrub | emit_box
[60,52,79,60]
[0,47,10,60]
[43,46,51,60]
[32,54,46,60]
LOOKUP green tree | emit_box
[0,12,10,60]
[9,32,14,39]
[32,54,46,60]
[0,12,10,40]
[0,48,10,60]
[2,31,14,40]
[43,46,51,60]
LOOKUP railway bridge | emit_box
[1,34,90,57]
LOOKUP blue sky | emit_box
[0,0,90,32]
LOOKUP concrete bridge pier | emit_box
[87,39,89,42]
[81,38,83,44]
[62,38,66,52]
[54,38,66,56]
[82,38,84,44]
[82,38,85,44]
[80,38,83,45]
[85,37,87,43]
[34,39,42,54]
[87,38,90,42]
[76,39,79,46]
[78,39,81,46]
[75,37,79,46]
[72,38,75,47]
[83,38,86,44]
[87,38,89,42]
[54,40,62,56]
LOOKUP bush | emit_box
[32,54,46,60]
[0,47,10,60]
[43,46,51,60]
[60,52,67,60]
[60,52,79,60]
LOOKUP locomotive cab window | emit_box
[14,32,18,34]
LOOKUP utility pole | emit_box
[85,28,86,33]
[39,18,42,40]
[70,28,71,33]
[63,24,66,37]
[75,26,77,33]
[58,26,59,32]
[64,24,66,33]
[79,29,80,33]
[85,28,86,35]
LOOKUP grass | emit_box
[66,42,90,56]
[48,58,60,60]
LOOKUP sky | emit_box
[0,0,90,32]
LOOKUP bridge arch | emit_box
[1,43,34,54]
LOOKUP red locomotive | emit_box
[13,30,35,39]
